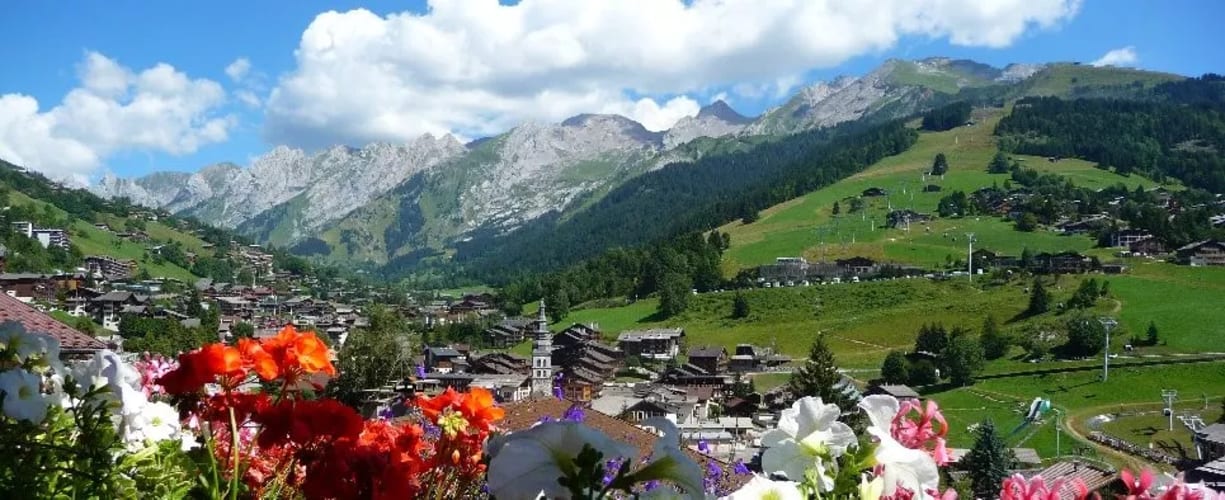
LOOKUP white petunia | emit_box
[0,321,43,363]
[0,321,28,351]
[858,395,939,497]
[721,475,805,500]
[638,417,705,498]
[27,332,65,376]
[486,421,635,499]
[760,396,856,483]
[121,401,181,450]
[0,368,48,424]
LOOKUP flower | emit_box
[1122,469,1156,497]
[485,421,635,499]
[238,338,279,381]
[860,395,940,497]
[0,368,47,423]
[637,417,705,498]
[732,460,751,475]
[562,403,585,422]
[722,475,805,500]
[893,399,950,465]
[760,396,856,483]
[123,401,183,449]
[860,474,885,500]
[459,387,505,431]
[258,325,336,381]
[159,344,245,394]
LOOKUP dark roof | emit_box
[0,294,107,352]
[868,384,921,399]
[1197,423,1225,446]
[427,346,463,358]
[1033,460,1116,500]
[687,346,726,358]
[500,398,749,491]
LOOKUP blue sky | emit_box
[0,0,1221,183]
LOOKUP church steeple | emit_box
[530,300,554,397]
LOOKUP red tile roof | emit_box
[0,294,107,352]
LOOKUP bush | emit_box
[908,358,940,386]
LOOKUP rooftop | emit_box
[0,294,107,352]
[618,328,684,341]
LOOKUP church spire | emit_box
[530,300,554,397]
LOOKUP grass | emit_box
[750,372,791,392]
[719,108,1167,274]
[2,186,199,281]
[1098,403,1224,460]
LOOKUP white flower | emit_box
[760,396,856,483]
[28,332,65,376]
[638,417,705,499]
[0,321,28,350]
[859,474,885,500]
[44,372,76,410]
[0,321,43,363]
[721,475,805,500]
[129,401,181,444]
[486,421,635,499]
[859,395,939,497]
[0,368,48,423]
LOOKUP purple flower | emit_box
[552,384,564,399]
[537,415,555,424]
[641,480,661,492]
[703,461,723,494]
[697,439,710,454]
[562,404,585,422]
[732,459,751,475]
[415,364,427,378]
[423,423,442,439]
[377,406,394,421]
[602,457,624,486]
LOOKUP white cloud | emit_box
[601,96,701,132]
[0,51,234,183]
[235,89,262,108]
[265,0,1081,148]
[225,57,251,81]
[1091,46,1138,67]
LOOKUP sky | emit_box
[0,0,1222,185]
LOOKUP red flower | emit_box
[256,325,337,388]
[416,387,464,423]
[158,343,246,394]
[238,338,279,381]
[459,387,505,432]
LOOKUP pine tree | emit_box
[1146,321,1160,346]
[932,153,949,176]
[981,315,1009,360]
[915,323,949,356]
[943,329,985,386]
[732,293,750,319]
[832,201,841,215]
[988,151,1011,174]
[1027,278,1051,316]
[966,420,1015,499]
[788,335,855,413]
[880,351,910,384]
[658,272,692,318]
[546,286,570,322]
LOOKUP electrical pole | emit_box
[1099,317,1117,382]
[966,233,976,281]
[1162,390,1178,431]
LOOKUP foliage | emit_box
[987,151,1012,174]
[908,359,940,386]
[1146,321,1160,346]
[941,329,985,386]
[1027,278,1051,316]
[546,285,571,322]
[327,306,417,408]
[980,315,1009,360]
[120,315,217,357]
[1064,313,1107,358]
[880,351,910,385]
[788,335,856,413]
[231,322,255,339]
[731,293,751,319]
[937,190,970,217]
[921,101,972,131]
[658,272,693,318]
[1015,212,1039,232]
[931,153,949,176]
[914,323,950,356]
[965,420,1015,499]
[1067,278,1101,309]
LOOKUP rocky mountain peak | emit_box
[696,100,751,124]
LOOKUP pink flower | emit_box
[1122,469,1157,498]
[132,353,177,398]
[1118,469,1223,500]
[891,399,950,465]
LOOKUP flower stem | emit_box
[228,407,240,500]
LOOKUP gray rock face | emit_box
[998,63,1047,82]
[458,114,662,231]
[93,136,465,238]
[663,100,752,148]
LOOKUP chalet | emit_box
[1111,229,1154,248]
[1177,240,1225,266]
[621,398,682,424]
[215,296,254,316]
[1128,237,1167,256]
[862,187,887,197]
[617,328,685,360]
[469,352,530,375]
[1189,424,1225,489]
[1056,215,1111,235]
[1101,263,1127,275]
[485,317,532,348]
[835,256,877,275]
[886,209,932,228]
[424,346,465,373]
[89,291,152,331]
[0,294,107,355]
[729,344,790,372]
[84,255,138,280]
[866,384,920,401]
[0,272,84,301]
[687,346,728,374]
[1031,252,1099,274]
[661,363,729,388]
[723,395,762,418]
[415,373,531,403]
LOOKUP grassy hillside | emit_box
[718,108,1167,274]
[1,168,204,281]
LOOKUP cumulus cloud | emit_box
[225,57,252,81]
[265,0,1081,148]
[0,51,234,183]
[1091,46,1138,67]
